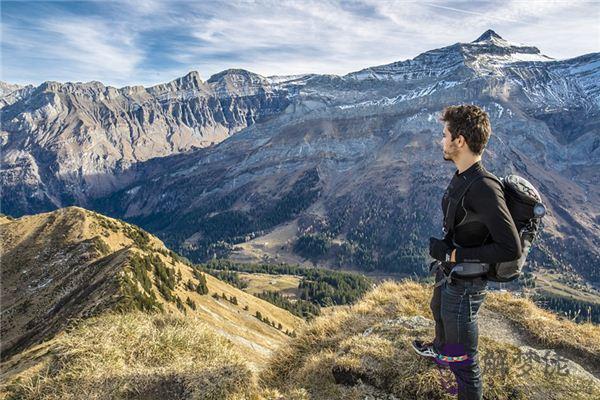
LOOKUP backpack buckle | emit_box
[429,260,442,275]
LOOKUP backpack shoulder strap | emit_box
[444,170,503,237]
[480,171,503,189]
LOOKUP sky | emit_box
[1,0,599,87]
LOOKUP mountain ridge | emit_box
[0,206,304,370]
[2,29,599,289]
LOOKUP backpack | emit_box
[445,171,545,282]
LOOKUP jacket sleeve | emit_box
[454,177,522,263]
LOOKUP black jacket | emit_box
[441,161,522,265]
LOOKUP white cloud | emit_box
[1,0,597,87]
[44,18,143,81]
[1,15,144,86]
[178,1,432,77]
[173,0,598,79]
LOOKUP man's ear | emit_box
[457,134,466,148]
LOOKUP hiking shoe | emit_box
[411,339,438,358]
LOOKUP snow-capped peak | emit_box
[344,29,557,82]
[472,29,504,43]
[468,29,557,61]
[464,29,555,73]
[470,29,534,50]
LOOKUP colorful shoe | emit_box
[411,339,438,358]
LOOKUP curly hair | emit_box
[439,104,492,155]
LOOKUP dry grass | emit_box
[236,272,301,298]
[260,279,600,400]
[486,291,600,364]
[2,311,261,400]
[3,277,599,400]
[533,270,600,305]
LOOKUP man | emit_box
[412,104,522,400]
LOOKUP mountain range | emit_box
[1,29,599,287]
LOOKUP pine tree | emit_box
[185,296,197,310]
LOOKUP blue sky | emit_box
[1,0,599,87]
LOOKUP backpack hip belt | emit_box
[430,261,489,288]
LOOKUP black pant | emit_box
[430,268,487,400]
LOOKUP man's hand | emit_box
[429,237,454,262]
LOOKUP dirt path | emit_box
[478,306,600,384]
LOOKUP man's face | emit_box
[441,123,459,161]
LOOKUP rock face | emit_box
[2,30,599,285]
[0,70,290,213]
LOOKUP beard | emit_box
[443,145,458,161]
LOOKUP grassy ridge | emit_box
[2,312,257,400]
[3,280,598,399]
[262,280,600,399]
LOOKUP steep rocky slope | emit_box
[0,70,289,213]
